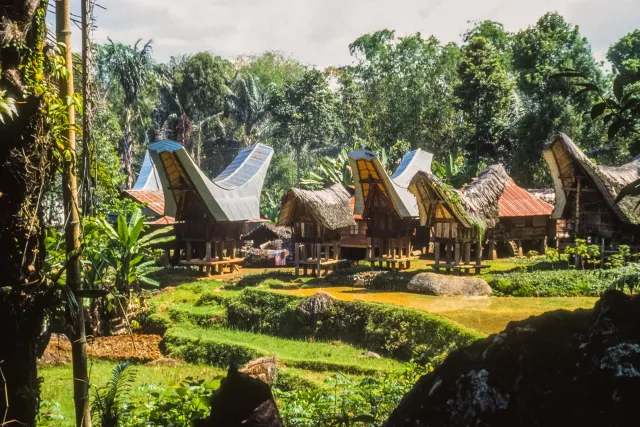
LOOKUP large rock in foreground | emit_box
[407,273,492,296]
[386,291,640,427]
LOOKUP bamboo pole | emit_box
[57,0,91,425]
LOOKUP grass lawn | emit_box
[165,326,403,374]
[39,361,224,426]
[272,286,597,334]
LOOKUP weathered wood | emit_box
[434,242,440,267]
[294,242,300,276]
[185,241,192,261]
[454,242,461,266]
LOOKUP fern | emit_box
[92,362,136,427]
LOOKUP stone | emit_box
[295,291,336,324]
[357,351,382,359]
[407,272,492,296]
[241,356,280,385]
[386,291,640,427]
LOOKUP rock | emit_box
[195,366,283,427]
[295,291,336,324]
[145,357,182,367]
[386,291,640,427]
[407,272,491,296]
[241,356,280,385]
[358,351,381,359]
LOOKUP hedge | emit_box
[487,267,635,297]
[163,326,399,375]
[226,289,483,361]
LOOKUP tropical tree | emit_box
[300,149,353,189]
[510,12,603,185]
[607,30,640,82]
[0,2,78,423]
[455,36,515,175]
[269,68,341,183]
[226,75,273,145]
[101,39,154,188]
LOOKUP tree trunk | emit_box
[0,2,56,424]
[56,0,92,424]
[122,105,134,188]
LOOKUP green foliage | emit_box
[275,362,429,426]
[488,267,631,297]
[37,401,66,426]
[92,208,173,290]
[300,149,353,189]
[226,289,482,360]
[455,36,515,174]
[607,30,640,81]
[0,89,17,123]
[121,378,213,426]
[92,363,136,427]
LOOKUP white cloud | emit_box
[61,0,637,66]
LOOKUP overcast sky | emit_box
[66,0,638,67]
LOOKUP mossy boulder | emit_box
[407,273,492,296]
[386,291,640,426]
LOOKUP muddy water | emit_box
[273,286,597,334]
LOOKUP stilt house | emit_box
[277,184,355,278]
[487,179,555,258]
[410,165,509,274]
[349,149,433,270]
[149,140,273,275]
[543,133,640,247]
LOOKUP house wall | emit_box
[340,219,368,248]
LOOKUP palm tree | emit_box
[102,39,154,188]
[226,75,273,145]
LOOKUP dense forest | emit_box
[62,12,640,222]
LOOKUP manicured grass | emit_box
[272,286,597,334]
[39,361,224,426]
[165,325,403,375]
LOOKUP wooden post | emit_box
[454,242,461,265]
[333,242,339,260]
[205,241,212,261]
[575,177,581,236]
[295,242,300,276]
[316,243,322,277]
[488,240,496,260]
[366,237,372,260]
[218,241,224,261]
[185,241,192,261]
[475,240,482,274]
[434,242,440,269]
[464,242,471,274]
[540,237,547,255]
[325,242,330,262]
[231,240,237,260]
[517,240,523,257]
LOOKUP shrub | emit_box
[226,289,482,360]
[488,266,639,297]
[274,361,429,427]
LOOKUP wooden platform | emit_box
[430,263,490,275]
[180,257,243,276]
[295,258,342,278]
[366,256,416,271]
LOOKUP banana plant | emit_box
[95,208,174,290]
[300,149,353,189]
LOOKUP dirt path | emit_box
[40,333,164,366]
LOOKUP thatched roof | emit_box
[349,149,433,218]
[277,184,356,230]
[409,165,510,229]
[526,188,555,205]
[543,134,640,224]
[243,222,291,242]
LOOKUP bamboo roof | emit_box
[149,140,273,222]
[243,222,292,241]
[543,133,640,224]
[277,184,356,230]
[409,165,510,229]
[349,149,433,219]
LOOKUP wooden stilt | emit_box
[185,241,192,261]
[517,240,523,257]
[540,237,548,255]
[316,243,322,277]
[475,240,482,274]
[488,240,496,260]
[434,242,440,269]
[295,242,300,276]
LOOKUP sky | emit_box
[64,0,639,67]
